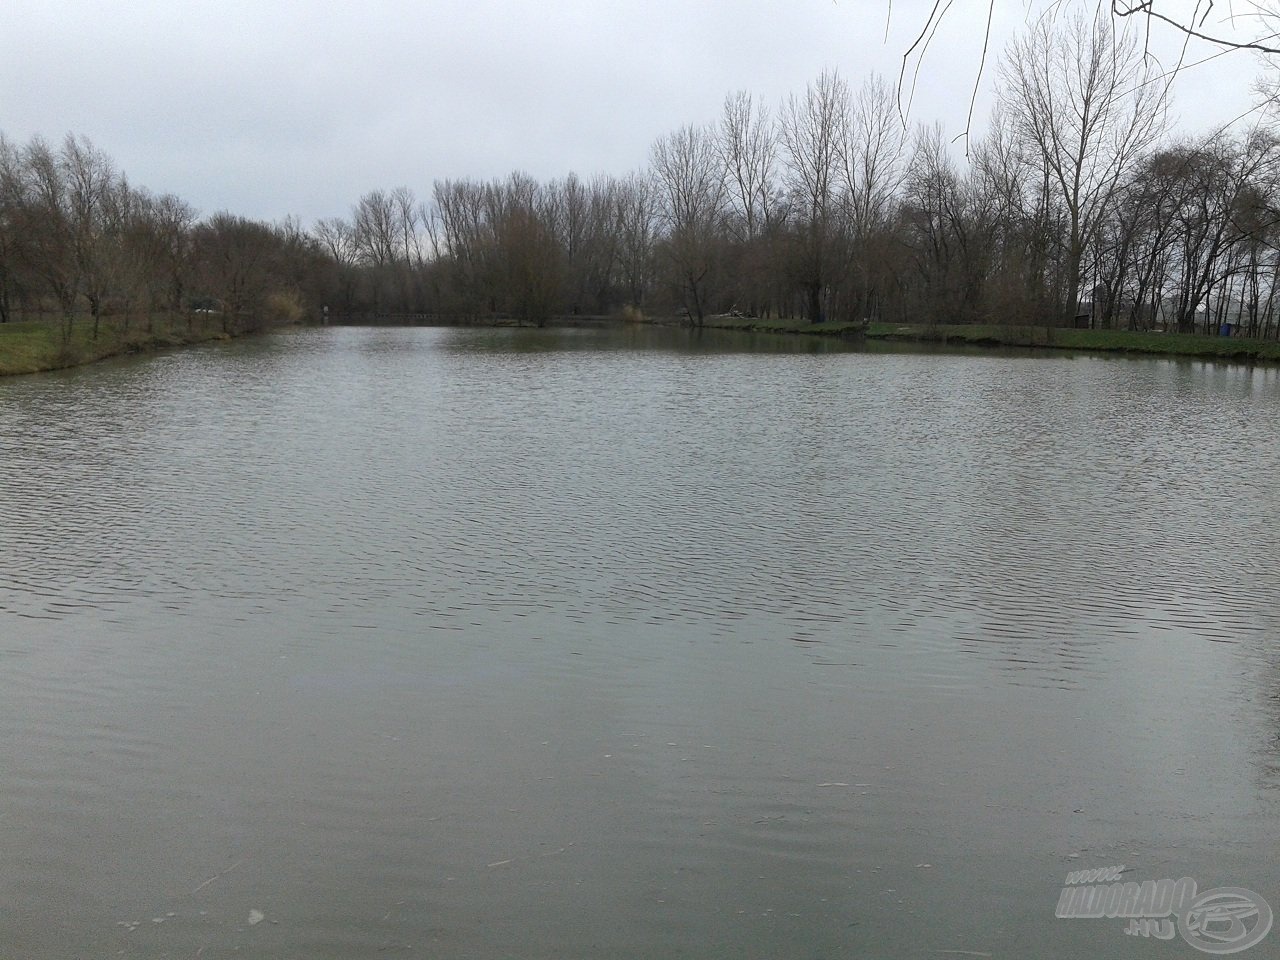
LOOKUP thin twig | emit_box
[191,858,245,895]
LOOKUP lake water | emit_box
[1,325,1278,958]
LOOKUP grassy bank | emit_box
[0,316,241,376]
[691,313,1280,363]
[866,322,1280,363]
[12,311,1275,374]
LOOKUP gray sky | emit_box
[3,0,1272,225]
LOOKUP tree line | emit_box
[0,136,329,341]
[4,11,1279,339]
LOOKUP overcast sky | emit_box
[4,0,1273,225]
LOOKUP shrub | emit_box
[262,290,306,327]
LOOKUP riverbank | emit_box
[0,317,253,376]
[9,312,1280,376]
[692,314,1280,363]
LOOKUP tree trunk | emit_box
[807,282,824,323]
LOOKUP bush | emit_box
[262,290,306,327]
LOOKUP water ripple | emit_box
[2,327,1279,958]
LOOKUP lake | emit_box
[1,324,1277,958]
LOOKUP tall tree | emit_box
[650,124,727,324]
[15,138,80,340]
[718,91,779,243]
[998,11,1167,324]
[616,171,657,310]
[841,74,910,321]
[779,69,849,322]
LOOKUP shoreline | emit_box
[5,313,1279,377]
[0,317,275,377]
[689,315,1280,364]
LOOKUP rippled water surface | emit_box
[2,325,1279,958]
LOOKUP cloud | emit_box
[2,0,1268,223]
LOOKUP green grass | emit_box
[0,315,232,376]
[696,314,1280,361]
[865,322,1280,362]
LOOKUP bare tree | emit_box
[0,135,21,323]
[616,171,658,309]
[717,91,783,317]
[843,75,909,237]
[192,213,278,331]
[999,10,1168,324]
[314,216,357,266]
[779,69,850,322]
[352,189,398,267]
[390,186,423,266]
[841,74,911,321]
[1155,131,1280,331]
[312,215,360,314]
[969,106,1062,320]
[351,188,421,311]
[60,134,133,338]
[14,138,81,340]
[900,123,992,324]
[544,173,590,314]
[432,178,494,316]
[718,91,779,243]
[495,174,563,324]
[151,193,197,323]
[650,124,727,323]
